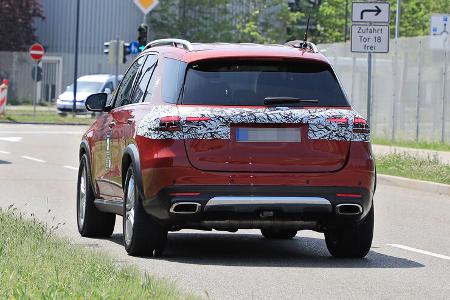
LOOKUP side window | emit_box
[160,58,187,103]
[130,54,158,104]
[114,56,146,108]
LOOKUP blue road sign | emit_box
[130,41,140,54]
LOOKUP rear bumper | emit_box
[143,185,373,231]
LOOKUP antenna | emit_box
[303,11,311,45]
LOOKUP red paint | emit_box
[82,44,375,203]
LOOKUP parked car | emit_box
[77,39,375,258]
[56,74,122,113]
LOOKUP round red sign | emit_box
[29,43,45,61]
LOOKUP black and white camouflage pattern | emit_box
[136,105,369,142]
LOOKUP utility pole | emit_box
[344,0,349,43]
[73,0,80,115]
[395,0,401,40]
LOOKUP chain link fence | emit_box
[319,36,449,143]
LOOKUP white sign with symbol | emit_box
[430,14,449,51]
[352,2,390,23]
[351,25,389,53]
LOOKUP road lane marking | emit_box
[0,137,23,142]
[64,165,78,171]
[0,131,83,135]
[21,156,46,163]
[0,150,10,154]
[388,244,450,260]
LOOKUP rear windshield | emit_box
[181,60,349,107]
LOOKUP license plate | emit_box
[236,128,301,142]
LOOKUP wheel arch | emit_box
[79,140,98,195]
[122,144,145,200]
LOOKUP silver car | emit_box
[56,74,122,113]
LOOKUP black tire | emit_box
[123,164,167,257]
[77,154,116,237]
[261,228,298,239]
[325,206,374,258]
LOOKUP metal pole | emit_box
[367,53,372,125]
[73,0,80,115]
[442,38,448,143]
[33,61,38,117]
[344,0,349,43]
[415,40,422,142]
[115,36,119,87]
[391,41,398,141]
[395,0,400,40]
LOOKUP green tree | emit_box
[0,0,44,51]
[150,0,234,42]
[316,0,348,43]
[235,0,304,43]
[150,0,304,44]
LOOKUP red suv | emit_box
[77,39,375,258]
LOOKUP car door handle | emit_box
[127,118,134,125]
[108,121,116,128]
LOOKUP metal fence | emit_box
[318,36,449,143]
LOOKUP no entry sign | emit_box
[29,43,45,61]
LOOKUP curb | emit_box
[377,174,450,195]
[0,121,90,126]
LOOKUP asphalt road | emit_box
[0,123,449,299]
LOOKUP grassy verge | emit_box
[0,109,94,125]
[373,137,450,152]
[376,153,450,185]
[0,209,194,299]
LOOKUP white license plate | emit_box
[236,128,301,142]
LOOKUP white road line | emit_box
[388,244,450,260]
[0,131,83,135]
[64,165,78,171]
[0,150,10,154]
[0,137,23,142]
[21,156,46,163]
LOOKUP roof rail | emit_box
[284,40,319,53]
[145,38,194,51]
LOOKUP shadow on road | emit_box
[108,232,423,269]
[0,159,11,164]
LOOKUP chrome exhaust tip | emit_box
[169,202,201,214]
[336,204,363,215]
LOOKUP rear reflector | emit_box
[170,192,200,197]
[336,193,362,198]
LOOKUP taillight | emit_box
[353,117,369,133]
[159,116,181,131]
[327,117,348,125]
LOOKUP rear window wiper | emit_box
[264,97,319,105]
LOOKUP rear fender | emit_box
[122,144,145,201]
[79,140,98,195]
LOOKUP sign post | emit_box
[351,1,390,126]
[133,0,159,43]
[29,43,45,117]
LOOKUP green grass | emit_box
[0,109,94,125]
[376,153,450,185]
[0,208,195,300]
[373,137,450,152]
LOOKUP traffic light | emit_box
[123,42,130,64]
[138,24,148,51]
